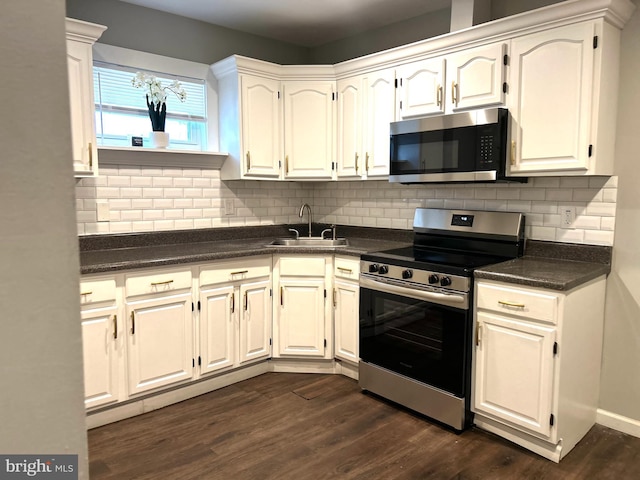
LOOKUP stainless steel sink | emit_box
[268,237,348,247]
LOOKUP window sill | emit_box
[97,146,228,169]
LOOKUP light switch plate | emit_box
[224,198,235,216]
[96,201,110,222]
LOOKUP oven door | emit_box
[359,278,470,397]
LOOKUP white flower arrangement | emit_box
[131,72,187,131]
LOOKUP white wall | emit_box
[600,0,640,425]
[1,0,88,478]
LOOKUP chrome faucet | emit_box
[299,203,312,237]
[321,225,336,240]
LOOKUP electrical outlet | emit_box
[560,206,575,229]
[224,198,235,216]
[96,201,110,222]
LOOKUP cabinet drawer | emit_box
[199,256,271,286]
[278,256,326,276]
[80,277,117,305]
[125,268,192,297]
[334,256,360,281]
[476,282,559,324]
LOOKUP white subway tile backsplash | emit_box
[76,167,618,246]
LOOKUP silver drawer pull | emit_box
[337,267,353,274]
[151,279,174,286]
[498,300,526,308]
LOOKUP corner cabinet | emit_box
[507,20,620,176]
[65,18,106,178]
[473,277,607,462]
[197,256,272,375]
[283,81,336,179]
[273,255,333,359]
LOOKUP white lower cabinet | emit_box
[198,256,272,375]
[333,256,360,364]
[273,255,332,359]
[80,276,121,409]
[199,284,236,374]
[125,268,194,396]
[81,253,360,420]
[473,277,607,462]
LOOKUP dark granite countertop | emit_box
[79,225,412,275]
[80,227,612,291]
[475,240,612,291]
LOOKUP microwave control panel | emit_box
[479,134,495,165]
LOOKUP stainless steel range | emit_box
[359,208,524,431]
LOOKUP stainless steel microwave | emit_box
[389,107,526,184]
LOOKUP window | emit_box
[93,62,207,151]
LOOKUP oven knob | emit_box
[428,274,440,284]
[440,276,452,287]
[402,269,413,279]
[369,263,379,273]
[378,265,389,274]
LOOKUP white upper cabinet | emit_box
[336,76,363,178]
[446,42,507,113]
[397,57,446,119]
[507,20,620,176]
[362,68,396,178]
[396,43,505,119]
[240,75,283,178]
[65,18,106,177]
[212,1,631,181]
[283,81,336,179]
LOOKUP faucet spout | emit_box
[299,203,312,237]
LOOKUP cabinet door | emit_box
[397,57,446,119]
[336,77,363,178]
[241,75,282,178]
[508,22,595,174]
[447,42,506,113]
[277,278,326,357]
[362,69,395,177]
[474,311,556,438]
[81,306,119,409]
[283,81,335,179]
[66,38,98,176]
[126,292,194,395]
[333,279,359,363]
[199,284,236,374]
[239,279,272,364]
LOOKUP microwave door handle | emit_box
[360,276,467,306]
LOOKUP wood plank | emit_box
[88,373,640,480]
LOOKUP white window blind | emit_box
[92,62,208,150]
[93,62,206,120]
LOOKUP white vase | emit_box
[150,131,169,148]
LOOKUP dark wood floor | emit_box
[89,373,640,479]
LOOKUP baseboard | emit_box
[596,409,640,438]
[268,358,337,374]
[86,362,269,429]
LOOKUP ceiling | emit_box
[118,0,452,47]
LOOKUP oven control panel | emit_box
[360,261,469,293]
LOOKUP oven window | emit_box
[360,287,469,397]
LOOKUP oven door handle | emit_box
[360,276,467,306]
